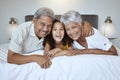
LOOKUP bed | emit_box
[0,14,120,80]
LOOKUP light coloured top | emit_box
[73,28,112,51]
[9,21,44,54]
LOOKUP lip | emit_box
[55,35,62,39]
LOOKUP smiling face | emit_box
[65,22,82,40]
[52,22,65,43]
[33,15,53,38]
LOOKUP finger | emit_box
[50,53,55,57]
[85,30,89,37]
[47,57,52,64]
[48,53,53,57]
[47,52,52,57]
[91,29,94,35]
[40,62,44,68]
[44,61,49,69]
[42,59,49,69]
[81,26,84,36]
[88,31,92,36]
[45,57,52,68]
[88,28,94,36]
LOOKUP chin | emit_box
[39,35,46,38]
[72,38,78,41]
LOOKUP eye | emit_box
[60,28,64,31]
[66,28,70,31]
[40,23,45,27]
[53,28,57,31]
[47,24,52,28]
[72,26,77,29]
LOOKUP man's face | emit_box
[33,15,53,38]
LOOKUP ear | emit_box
[32,18,36,23]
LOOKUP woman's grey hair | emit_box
[60,10,82,25]
[34,7,55,21]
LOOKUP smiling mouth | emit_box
[55,35,62,39]
[40,30,48,35]
[71,33,77,38]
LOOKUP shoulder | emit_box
[11,21,34,41]
[13,21,33,35]
[16,21,33,30]
[89,28,105,38]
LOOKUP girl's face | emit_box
[65,22,82,40]
[52,22,64,43]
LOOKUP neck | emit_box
[55,41,62,48]
[77,37,87,48]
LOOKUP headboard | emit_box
[25,14,98,29]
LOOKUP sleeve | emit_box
[89,28,112,51]
[9,26,23,54]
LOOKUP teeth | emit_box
[41,31,46,35]
[56,35,61,38]
[71,33,76,38]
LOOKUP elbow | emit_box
[109,45,118,56]
[7,50,15,63]
[113,52,118,56]
[7,55,13,63]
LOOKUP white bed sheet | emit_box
[0,43,120,80]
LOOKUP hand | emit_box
[45,48,62,58]
[81,21,94,37]
[66,49,77,56]
[34,55,52,69]
[53,50,76,57]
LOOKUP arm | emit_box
[81,21,94,37]
[45,48,62,58]
[44,43,51,55]
[53,47,76,57]
[72,45,118,56]
[44,43,62,57]
[7,50,52,68]
[54,50,74,57]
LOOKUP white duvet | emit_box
[0,44,120,80]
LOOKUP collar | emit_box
[29,22,36,37]
[29,22,44,41]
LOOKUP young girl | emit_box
[43,20,73,58]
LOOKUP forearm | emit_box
[8,50,52,68]
[75,49,117,55]
[54,50,67,57]
[7,50,36,64]
[54,50,74,57]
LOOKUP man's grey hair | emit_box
[60,10,82,25]
[34,7,55,21]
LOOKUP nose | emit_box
[56,30,60,33]
[69,29,74,34]
[43,26,48,32]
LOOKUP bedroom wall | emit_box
[0,0,120,44]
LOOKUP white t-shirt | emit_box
[73,28,112,51]
[9,21,44,54]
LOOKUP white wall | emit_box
[0,0,120,44]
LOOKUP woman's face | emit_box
[52,22,64,43]
[65,22,82,40]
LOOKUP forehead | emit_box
[53,22,63,28]
[65,22,80,28]
[39,15,53,23]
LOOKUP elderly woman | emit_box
[60,10,117,55]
